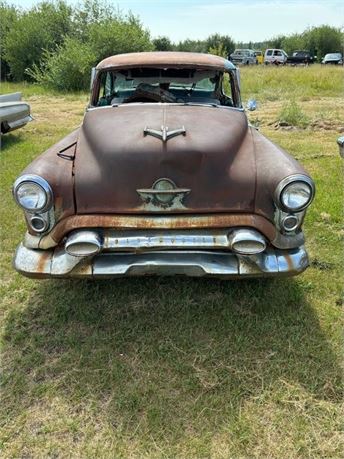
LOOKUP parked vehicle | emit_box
[0,92,32,134]
[254,50,263,64]
[12,52,315,279]
[337,136,344,158]
[286,50,314,65]
[322,53,343,65]
[264,49,288,65]
[229,49,256,65]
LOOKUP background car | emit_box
[0,92,32,134]
[264,49,288,65]
[286,50,314,65]
[254,50,264,64]
[322,53,343,65]
[229,49,256,65]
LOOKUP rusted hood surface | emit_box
[74,104,255,214]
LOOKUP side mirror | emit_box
[246,99,257,111]
[90,67,97,90]
[337,136,344,158]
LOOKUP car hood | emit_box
[74,104,256,214]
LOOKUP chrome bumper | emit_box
[7,115,33,132]
[13,243,309,279]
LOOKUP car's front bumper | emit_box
[13,242,309,279]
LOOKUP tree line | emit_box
[0,0,343,91]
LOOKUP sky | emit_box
[14,0,344,42]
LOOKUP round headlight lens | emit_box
[281,181,312,211]
[13,175,53,213]
[16,182,47,211]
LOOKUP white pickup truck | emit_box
[0,92,32,134]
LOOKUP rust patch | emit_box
[36,250,51,274]
[47,213,276,244]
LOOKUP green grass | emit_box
[1,65,343,458]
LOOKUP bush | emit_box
[27,37,96,91]
[4,0,72,80]
[87,13,153,63]
[278,100,309,128]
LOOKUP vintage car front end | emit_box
[12,52,315,279]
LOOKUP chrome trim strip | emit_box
[102,229,231,251]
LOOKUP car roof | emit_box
[96,51,236,71]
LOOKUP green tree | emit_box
[206,34,235,57]
[303,25,343,60]
[0,1,18,80]
[281,33,304,55]
[87,13,153,63]
[268,35,286,49]
[153,36,173,51]
[176,39,207,53]
[4,0,72,80]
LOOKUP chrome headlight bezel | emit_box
[13,174,53,213]
[274,174,315,213]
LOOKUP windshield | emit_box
[95,67,236,107]
[325,53,341,59]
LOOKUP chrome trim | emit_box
[7,115,33,131]
[144,125,186,142]
[272,231,305,249]
[65,230,102,257]
[29,215,49,233]
[137,178,190,208]
[13,244,309,278]
[274,174,315,212]
[13,174,53,213]
[281,215,299,232]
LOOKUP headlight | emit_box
[13,175,53,213]
[275,175,315,212]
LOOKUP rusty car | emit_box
[12,52,315,279]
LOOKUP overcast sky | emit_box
[15,0,344,42]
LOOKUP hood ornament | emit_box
[137,178,190,209]
[144,125,186,142]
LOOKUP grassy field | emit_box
[0,65,343,458]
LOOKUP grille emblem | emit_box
[137,178,190,209]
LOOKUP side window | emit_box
[97,72,114,106]
[267,50,272,56]
[274,51,282,56]
[222,73,234,107]
[104,73,113,97]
